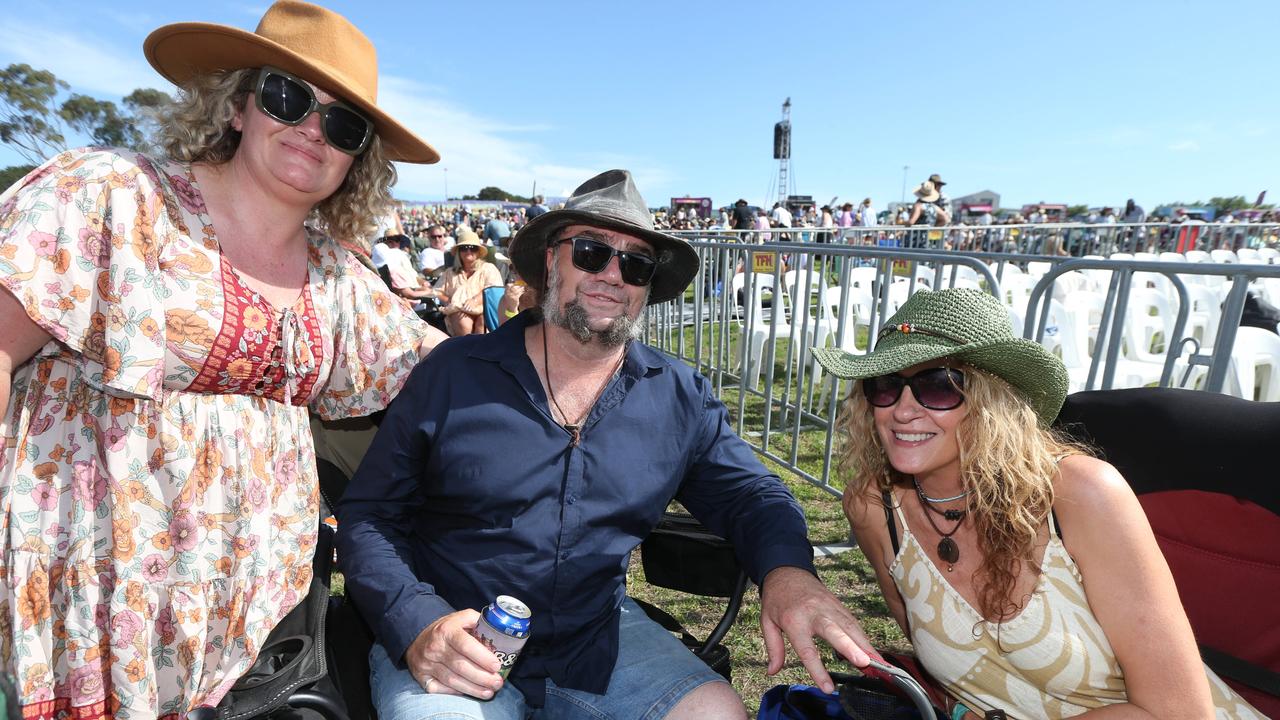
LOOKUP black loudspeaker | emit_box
[773,121,790,160]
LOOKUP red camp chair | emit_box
[1056,388,1280,717]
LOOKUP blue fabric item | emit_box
[335,310,815,707]
[759,684,854,719]
[482,284,505,331]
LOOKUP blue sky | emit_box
[1,0,1276,213]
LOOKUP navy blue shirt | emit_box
[335,311,815,704]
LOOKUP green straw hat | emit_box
[811,288,1070,426]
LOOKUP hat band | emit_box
[876,322,969,345]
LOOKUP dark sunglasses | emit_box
[253,66,373,155]
[862,367,966,411]
[457,246,481,254]
[555,236,658,286]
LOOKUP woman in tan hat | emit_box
[813,289,1264,719]
[0,1,446,716]
[434,228,503,335]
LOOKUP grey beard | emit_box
[541,265,648,348]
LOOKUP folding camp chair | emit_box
[1055,388,1280,718]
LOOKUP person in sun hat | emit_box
[0,1,449,716]
[433,227,503,335]
[337,169,878,720]
[812,288,1266,719]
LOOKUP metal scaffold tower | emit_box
[772,98,791,206]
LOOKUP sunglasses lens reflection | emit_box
[862,369,964,410]
[257,70,371,154]
[569,237,657,287]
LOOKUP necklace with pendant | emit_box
[913,478,967,572]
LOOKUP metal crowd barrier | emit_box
[643,230,1280,498]
[804,222,1280,256]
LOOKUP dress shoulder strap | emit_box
[882,488,900,556]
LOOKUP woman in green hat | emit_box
[813,288,1263,719]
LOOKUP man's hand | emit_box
[403,609,503,699]
[759,565,873,693]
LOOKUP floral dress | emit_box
[0,148,428,720]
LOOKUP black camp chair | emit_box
[1055,387,1280,717]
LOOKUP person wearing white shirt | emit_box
[770,202,793,228]
[418,225,448,275]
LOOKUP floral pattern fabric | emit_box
[0,148,427,720]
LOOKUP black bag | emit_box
[640,512,742,598]
[635,512,748,680]
[183,576,339,720]
[1242,290,1280,334]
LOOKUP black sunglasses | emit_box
[555,236,658,286]
[253,66,373,155]
[862,367,966,411]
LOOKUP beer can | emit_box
[471,595,531,677]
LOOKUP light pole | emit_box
[901,165,909,204]
[443,168,448,202]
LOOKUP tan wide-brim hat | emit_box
[914,181,940,203]
[144,0,439,164]
[453,228,488,259]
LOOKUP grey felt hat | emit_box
[509,170,698,305]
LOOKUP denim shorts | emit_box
[369,597,730,720]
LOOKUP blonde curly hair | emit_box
[835,365,1089,621]
[158,67,397,247]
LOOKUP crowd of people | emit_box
[0,1,1269,720]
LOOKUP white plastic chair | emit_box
[1210,249,1238,264]
[1224,326,1280,401]
[1184,250,1212,264]
[1027,298,1093,392]
[810,285,876,402]
[846,266,881,293]
[996,273,1034,319]
[1236,248,1264,264]
[1258,247,1279,264]
[782,268,822,299]
[938,264,981,289]
[1025,261,1052,278]
[735,273,806,390]
[1182,283,1221,349]
[1049,271,1092,302]
[1158,251,1188,263]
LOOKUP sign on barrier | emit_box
[752,252,778,274]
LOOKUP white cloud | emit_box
[379,75,664,201]
[0,20,163,98]
[1168,139,1200,152]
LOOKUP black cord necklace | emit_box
[913,478,967,521]
[913,478,967,572]
[541,326,622,447]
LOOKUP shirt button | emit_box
[559,551,569,560]
[566,496,576,505]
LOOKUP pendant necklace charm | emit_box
[914,478,967,572]
[937,536,960,565]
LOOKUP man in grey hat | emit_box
[337,169,874,720]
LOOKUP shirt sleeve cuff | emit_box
[748,538,817,585]
[379,588,458,665]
